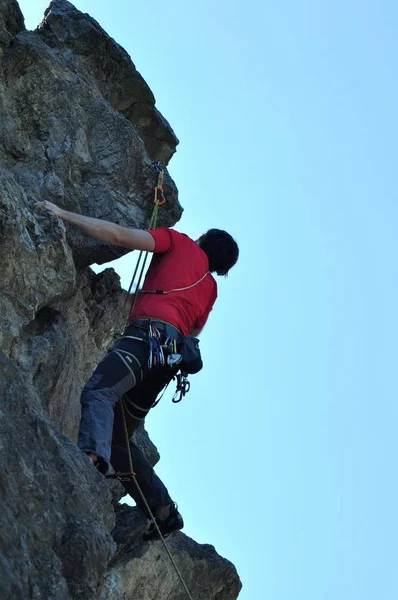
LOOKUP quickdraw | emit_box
[124,162,167,320]
[172,372,190,403]
[152,161,166,206]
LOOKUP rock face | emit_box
[0,2,242,600]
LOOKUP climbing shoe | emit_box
[143,503,184,541]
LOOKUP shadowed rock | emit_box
[0,352,116,600]
[0,0,24,50]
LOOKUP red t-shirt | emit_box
[130,228,218,335]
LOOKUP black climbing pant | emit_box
[77,320,178,514]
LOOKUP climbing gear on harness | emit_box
[126,318,202,376]
[111,319,186,411]
[160,334,202,375]
[172,372,191,403]
[151,370,191,408]
[148,322,166,368]
[167,353,183,367]
[120,319,180,372]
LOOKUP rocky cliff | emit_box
[0,1,242,598]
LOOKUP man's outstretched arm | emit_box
[34,200,155,251]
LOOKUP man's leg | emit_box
[111,369,174,515]
[111,371,185,539]
[78,334,149,471]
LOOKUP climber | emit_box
[34,199,239,540]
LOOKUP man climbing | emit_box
[34,199,239,540]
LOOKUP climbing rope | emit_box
[119,397,194,600]
[116,164,195,600]
[124,162,165,322]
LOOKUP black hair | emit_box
[198,229,239,276]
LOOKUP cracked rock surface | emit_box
[0,1,242,599]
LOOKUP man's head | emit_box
[197,229,239,276]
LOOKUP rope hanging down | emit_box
[115,164,195,600]
[119,397,194,600]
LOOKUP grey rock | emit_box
[1,1,182,268]
[0,352,116,600]
[0,1,242,599]
[0,0,24,50]
[38,0,179,167]
[102,505,242,600]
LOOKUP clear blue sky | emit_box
[20,1,398,599]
